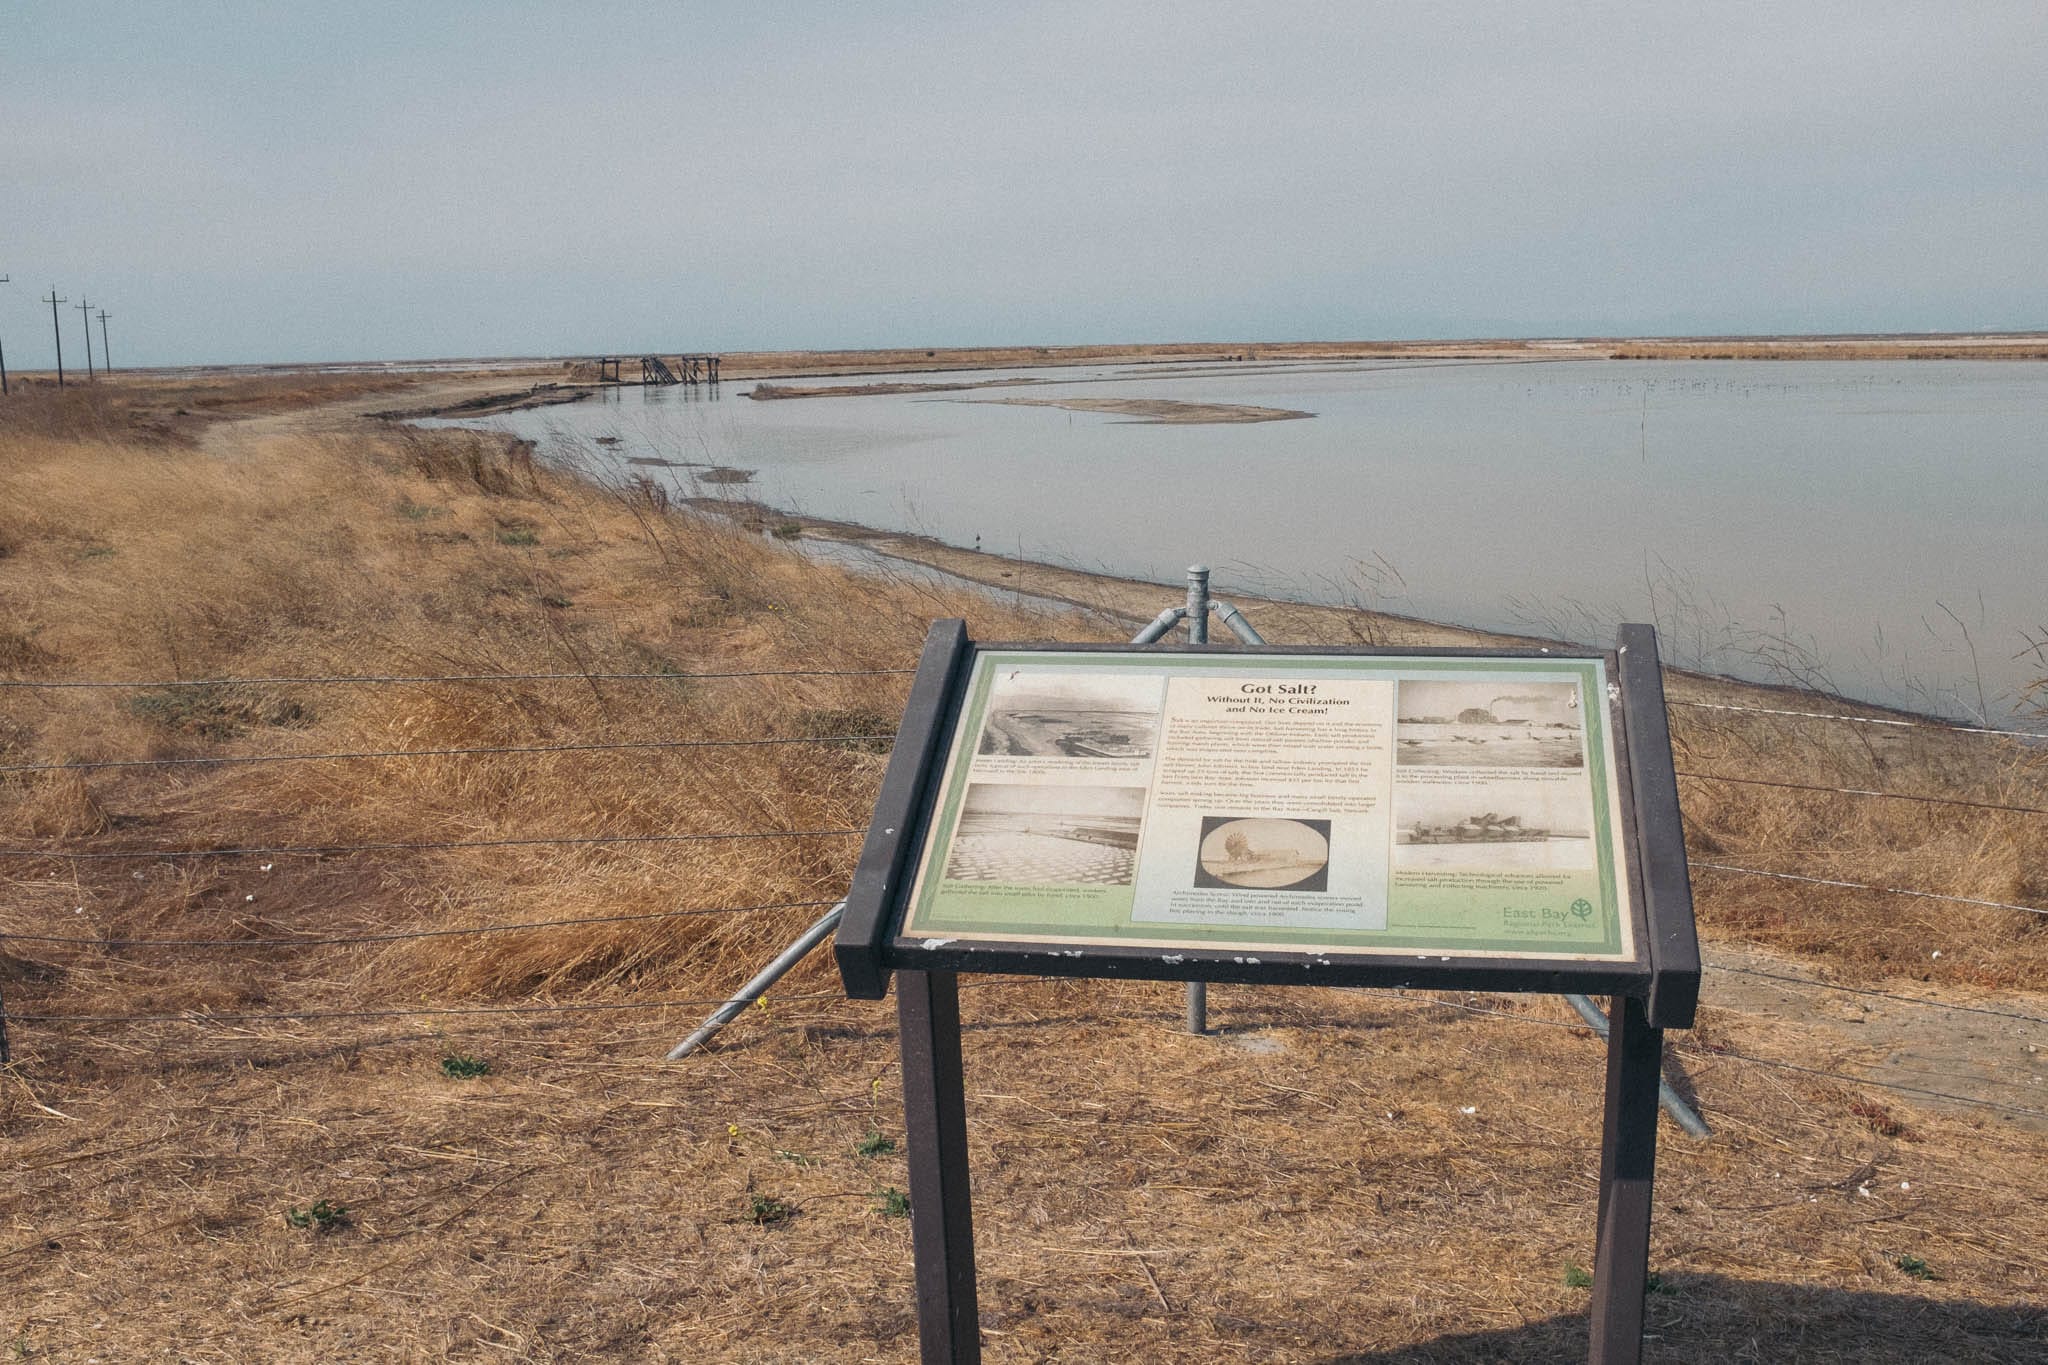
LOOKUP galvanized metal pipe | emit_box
[1181,568,1213,1033]
[666,901,846,1060]
[1565,992,1711,1138]
[1212,600,1266,645]
[1130,606,1186,645]
[1184,565,1211,645]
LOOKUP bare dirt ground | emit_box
[1700,942,2048,1133]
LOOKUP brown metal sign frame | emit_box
[836,621,1700,1364]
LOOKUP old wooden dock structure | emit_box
[597,354,720,386]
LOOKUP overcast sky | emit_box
[5,2,2045,366]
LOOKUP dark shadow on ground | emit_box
[1324,1274,2046,1364]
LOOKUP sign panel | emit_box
[897,649,1636,962]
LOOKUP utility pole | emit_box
[98,310,112,373]
[77,298,95,380]
[45,290,67,387]
[0,273,10,395]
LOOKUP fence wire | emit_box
[8,669,2046,1127]
[0,732,897,775]
[1693,861,2048,918]
[1670,1042,2048,1122]
[0,827,864,861]
[1670,698,2045,742]
[1709,962,2048,1028]
[0,897,840,948]
[11,979,2038,1123]
[1382,992,2048,1122]
[1677,769,2048,818]
[1,978,1049,1030]
[3,991,852,1025]
[0,668,915,689]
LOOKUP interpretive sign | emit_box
[838,630,1697,1011]
[837,621,1700,1365]
[899,649,1633,963]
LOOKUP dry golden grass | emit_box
[2,375,2045,1361]
[1667,708,2048,989]
[0,397,1069,1015]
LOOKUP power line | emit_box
[96,310,111,374]
[1692,861,2048,918]
[1676,769,2048,817]
[75,298,94,381]
[1670,699,2045,742]
[1709,962,2048,1028]
[0,896,840,948]
[43,290,66,387]
[0,732,898,775]
[0,826,865,861]
[0,667,915,689]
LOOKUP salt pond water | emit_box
[443,358,2048,724]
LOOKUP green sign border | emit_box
[900,650,1635,962]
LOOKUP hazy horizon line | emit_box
[10,327,2047,376]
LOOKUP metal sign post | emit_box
[1132,565,1268,1034]
[897,967,980,1359]
[838,622,1700,1365]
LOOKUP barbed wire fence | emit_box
[0,664,907,1064]
[3,669,2045,1126]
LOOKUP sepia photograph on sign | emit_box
[1393,780,1594,870]
[1395,679,1585,769]
[975,669,1162,760]
[1193,816,1333,891]
[943,783,1146,886]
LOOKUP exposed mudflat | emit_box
[746,377,1042,399]
[624,456,752,483]
[962,395,1313,424]
[376,383,595,420]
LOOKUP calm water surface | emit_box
[452,359,2047,723]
